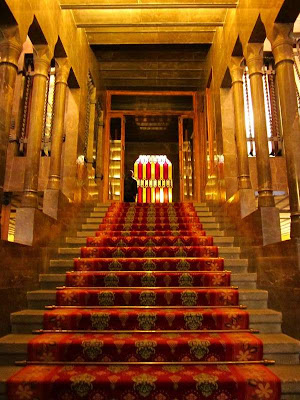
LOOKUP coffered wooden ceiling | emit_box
[59,0,238,90]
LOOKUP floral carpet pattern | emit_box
[7,202,281,400]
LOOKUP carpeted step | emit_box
[27,289,268,310]
[109,202,195,208]
[1,332,299,366]
[98,208,210,213]
[6,363,281,400]
[98,223,204,231]
[55,288,239,307]
[82,222,227,231]
[80,246,219,258]
[49,258,249,274]
[42,307,249,331]
[102,211,206,218]
[10,309,283,334]
[102,216,202,224]
[106,207,200,213]
[67,236,235,248]
[3,364,300,400]
[39,272,258,290]
[73,257,224,272]
[96,229,208,237]
[59,246,242,259]
[77,229,229,237]
[64,271,232,288]
[85,235,214,247]
[26,331,263,362]
[65,237,236,248]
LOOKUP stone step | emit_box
[49,258,249,274]
[10,308,282,334]
[231,272,257,288]
[64,236,236,247]
[0,365,295,399]
[0,332,298,366]
[90,212,107,217]
[56,246,242,259]
[26,288,268,310]
[194,207,211,212]
[39,272,257,290]
[93,206,111,211]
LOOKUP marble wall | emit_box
[245,239,300,340]
[4,151,50,192]
[0,240,58,336]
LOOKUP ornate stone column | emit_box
[21,46,52,208]
[95,109,104,201]
[43,59,70,219]
[0,36,22,202]
[242,44,281,245]
[269,24,300,238]
[229,58,252,190]
[229,57,256,218]
[86,83,97,199]
[47,59,70,190]
[15,46,53,245]
[244,43,275,208]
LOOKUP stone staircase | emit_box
[0,203,299,399]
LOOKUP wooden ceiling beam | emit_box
[78,22,222,28]
[104,79,205,87]
[100,70,205,78]
[60,2,237,10]
[87,32,215,45]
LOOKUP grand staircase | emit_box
[0,202,299,399]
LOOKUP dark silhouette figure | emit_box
[124,170,138,202]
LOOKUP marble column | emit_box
[0,37,22,203]
[229,57,256,218]
[244,43,275,208]
[269,24,300,238]
[21,47,52,208]
[47,60,70,190]
[243,44,281,245]
[86,84,97,198]
[43,60,70,219]
[15,46,53,245]
[229,58,252,190]
[95,109,104,201]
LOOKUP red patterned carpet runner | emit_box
[7,202,281,400]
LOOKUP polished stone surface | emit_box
[254,239,300,340]
[43,189,70,220]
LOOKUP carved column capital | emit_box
[96,108,104,126]
[0,38,22,68]
[244,43,264,76]
[228,57,244,84]
[55,58,71,85]
[268,23,294,65]
[33,45,53,78]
